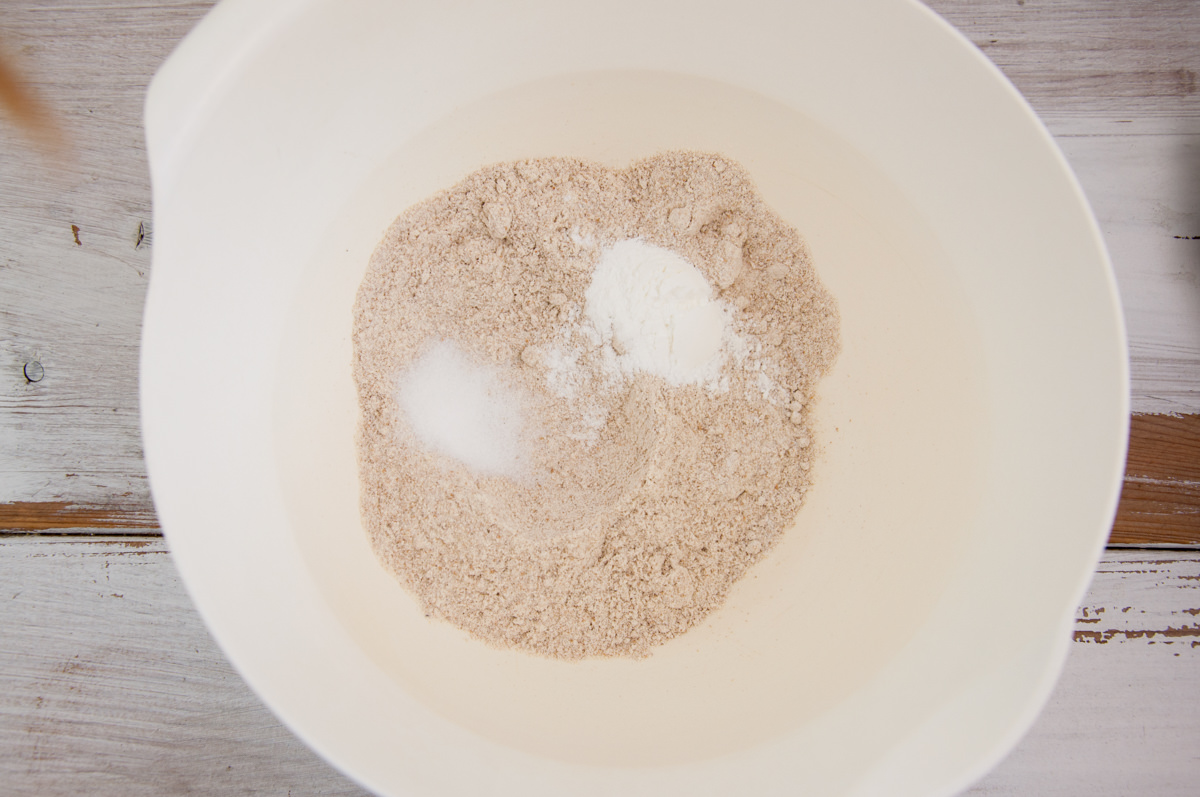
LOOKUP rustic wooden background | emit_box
[1,0,1197,794]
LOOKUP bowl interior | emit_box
[275,69,989,765]
[142,1,1127,795]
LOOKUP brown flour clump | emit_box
[353,151,839,659]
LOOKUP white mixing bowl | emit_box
[141,1,1128,794]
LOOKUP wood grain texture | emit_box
[0,500,156,531]
[1111,413,1200,546]
[0,537,369,797]
[0,2,1197,532]
[1072,552,1200,645]
[0,539,1194,796]
[1056,129,1195,417]
[0,1,211,514]
[925,0,1200,415]
[966,552,1200,796]
[925,0,1200,122]
[1056,132,1200,415]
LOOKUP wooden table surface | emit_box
[1,1,1197,794]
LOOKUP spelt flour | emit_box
[353,151,839,659]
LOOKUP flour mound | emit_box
[352,151,840,659]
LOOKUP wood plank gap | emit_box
[1106,543,1200,551]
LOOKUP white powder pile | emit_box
[585,239,731,386]
[395,340,527,478]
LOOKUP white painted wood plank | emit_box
[922,0,1200,413]
[0,540,1196,795]
[925,0,1200,124]
[1055,132,1200,414]
[0,2,211,512]
[965,552,1200,795]
[0,537,370,796]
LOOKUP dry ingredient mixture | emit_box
[353,151,839,659]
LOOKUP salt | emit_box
[395,340,527,477]
[584,239,729,385]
